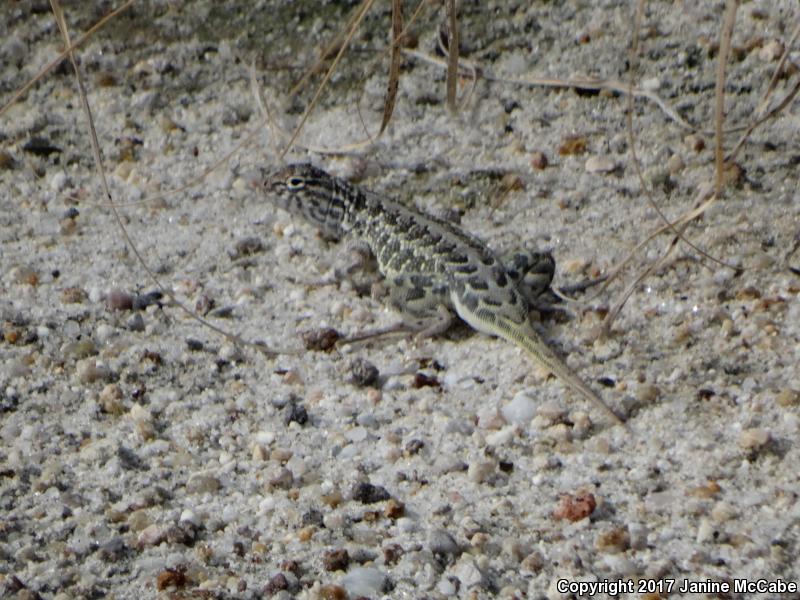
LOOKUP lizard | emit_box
[263,163,625,426]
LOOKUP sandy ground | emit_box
[2,1,800,598]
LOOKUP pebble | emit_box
[126,313,145,332]
[351,482,390,504]
[467,460,495,483]
[739,427,770,451]
[501,391,538,426]
[267,467,294,490]
[350,357,380,387]
[339,567,386,598]
[477,406,505,430]
[50,171,68,192]
[585,155,617,173]
[696,518,714,543]
[137,524,169,547]
[602,554,636,575]
[186,473,221,494]
[179,509,201,527]
[437,578,458,596]
[428,529,460,557]
[453,557,484,587]
[106,288,135,311]
[396,517,417,533]
[95,323,114,344]
[345,426,368,443]
[323,549,349,572]
[667,153,684,175]
[75,358,112,383]
[63,339,97,359]
[710,501,736,523]
[759,39,784,61]
[530,151,548,170]
[485,425,516,446]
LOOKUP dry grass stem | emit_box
[0,0,135,118]
[714,0,739,197]
[48,0,286,355]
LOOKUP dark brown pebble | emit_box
[322,548,350,572]
[383,543,404,565]
[352,482,390,504]
[106,289,134,311]
[264,572,289,594]
[280,559,300,573]
[413,373,440,389]
[302,327,340,352]
[350,357,379,387]
[318,584,347,600]
[155,567,187,591]
[384,499,405,519]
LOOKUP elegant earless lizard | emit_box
[265,163,624,425]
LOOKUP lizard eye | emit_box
[287,176,305,190]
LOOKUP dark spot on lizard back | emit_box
[467,276,489,291]
[447,252,469,265]
[453,263,478,274]
[405,287,426,302]
[494,271,507,287]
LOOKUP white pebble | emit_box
[50,171,68,192]
[468,460,495,483]
[502,391,538,426]
[340,567,386,598]
[254,430,275,446]
[477,406,505,430]
[437,578,457,596]
[739,427,770,450]
[180,509,201,527]
[454,557,484,587]
[485,425,516,447]
[396,517,417,533]
[696,519,714,543]
[585,155,617,173]
[345,426,368,443]
[95,324,114,344]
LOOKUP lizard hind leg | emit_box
[340,274,454,345]
[384,273,454,341]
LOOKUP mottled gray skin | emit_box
[265,163,624,425]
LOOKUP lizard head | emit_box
[265,163,348,239]
[267,163,325,204]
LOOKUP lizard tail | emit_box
[496,319,626,426]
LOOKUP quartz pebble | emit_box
[585,155,617,173]
[429,529,460,557]
[339,567,386,597]
[502,391,538,426]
